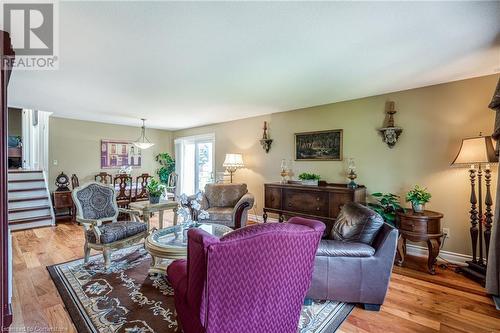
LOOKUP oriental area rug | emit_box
[48,245,354,333]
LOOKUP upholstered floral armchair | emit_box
[72,182,149,269]
[188,183,254,229]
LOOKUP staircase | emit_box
[7,170,55,231]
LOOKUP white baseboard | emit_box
[249,214,471,265]
[405,244,470,265]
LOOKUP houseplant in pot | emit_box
[367,192,404,226]
[155,152,175,184]
[146,178,165,204]
[298,172,321,186]
[406,185,431,213]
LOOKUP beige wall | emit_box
[174,74,500,256]
[8,107,22,137]
[49,117,173,190]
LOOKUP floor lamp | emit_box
[223,153,244,183]
[452,133,498,285]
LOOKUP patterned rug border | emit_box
[47,251,355,333]
[319,303,355,332]
[48,261,94,333]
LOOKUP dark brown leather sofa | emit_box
[306,203,398,311]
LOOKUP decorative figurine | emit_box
[378,101,403,148]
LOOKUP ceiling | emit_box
[7,1,500,130]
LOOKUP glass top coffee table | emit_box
[145,223,232,275]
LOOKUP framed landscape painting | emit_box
[295,129,343,161]
[101,139,142,169]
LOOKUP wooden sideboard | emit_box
[263,182,366,232]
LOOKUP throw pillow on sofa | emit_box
[330,202,384,245]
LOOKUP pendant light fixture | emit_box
[133,118,155,149]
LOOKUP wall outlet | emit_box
[53,160,58,166]
[442,227,450,238]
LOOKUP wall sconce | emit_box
[378,101,403,148]
[260,121,273,153]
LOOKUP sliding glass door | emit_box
[175,134,215,195]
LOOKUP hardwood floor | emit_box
[9,216,500,332]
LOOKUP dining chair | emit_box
[165,172,178,200]
[95,172,112,184]
[135,173,151,201]
[71,174,80,189]
[113,174,132,208]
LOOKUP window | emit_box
[175,133,215,195]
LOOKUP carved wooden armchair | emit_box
[72,182,148,269]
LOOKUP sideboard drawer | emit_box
[283,189,329,217]
[265,186,282,210]
[398,218,427,233]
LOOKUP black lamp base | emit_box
[456,261,486,286]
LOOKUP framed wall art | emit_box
[295,129,343,161]
[100,139,142,169]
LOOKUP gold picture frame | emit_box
[294,129,343,161]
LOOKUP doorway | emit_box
[175,134,215,195]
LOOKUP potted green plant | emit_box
[367,192,404,226]
[146,178,165,204]
[406,185,431,213]
[155,152,175,184]
[298,172,321,186]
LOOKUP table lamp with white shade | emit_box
[223,153,244,183]
[451,133,498,285]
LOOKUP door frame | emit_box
[1,30,15,330]
[174,133,216,195]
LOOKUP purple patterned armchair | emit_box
[167,217,325,333]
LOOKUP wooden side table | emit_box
[52,190,75,222]
[396,210,444,275]
[129,200,179,231]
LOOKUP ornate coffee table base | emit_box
[145,223,232,275]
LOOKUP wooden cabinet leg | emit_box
[427,238,439,275]
[396,235,405,266]
[263,211,268,223]
[279,214,284,223]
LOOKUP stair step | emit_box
[8,181,46,191]
[8,205,51,213]
[8,215,52,225]
[8,196,49,203]
[8,187,46,192]
[9,179,45,183]
[8,172,44,181]
[8,190,48,200]
[9,207,52,221]
[9,219,54,231]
